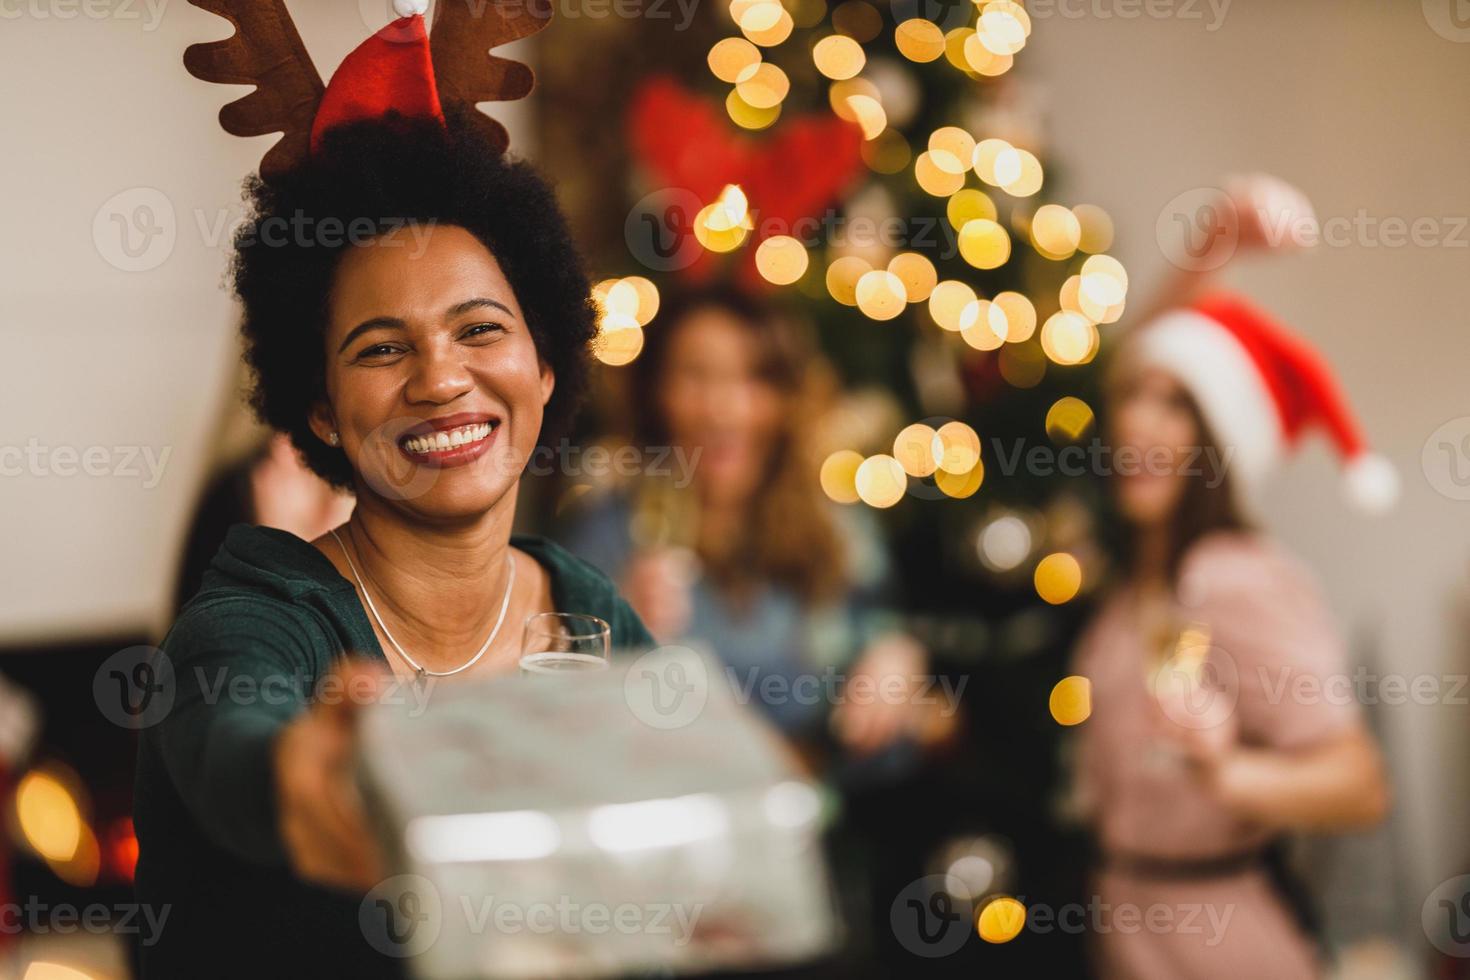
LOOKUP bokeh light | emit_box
[1034,552,1082,604]
[855,454,907,508]
[1049,675,1092,726]
[820,449,864,503]
[977,896,1027,943]
[893,422,943,478]
[756,235,810,285]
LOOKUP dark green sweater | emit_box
[134,524,651,978]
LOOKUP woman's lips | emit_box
[396,417,500,469]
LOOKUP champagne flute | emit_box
[518,613,611,675]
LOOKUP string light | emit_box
[813,35,866,79]
[1040,311,1098,365]
[1045,396,1095,442]
[855,269,908,320]
[928,280,977,331]
[855,454,907,508]
[708,37,761,82]
[756,235,810,285]
[895,18,945,62]
[1049,675,1092,726]
[993,291,1037,341]
[820,449,864,503]
[958,219,1011,269]
[936,420,980,474]
[888,252,938,303]
[1034,552,1082,604]
[826,255,873,305]
[977,896,1027,943]
[936,461,983,498]
[893,423,943,478]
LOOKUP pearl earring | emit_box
[328,432,340,446]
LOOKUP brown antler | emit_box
[430,0,552,154]
[183,0,324,180]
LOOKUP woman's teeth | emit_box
[402,422,494,455]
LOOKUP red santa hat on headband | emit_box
[1126,293,1398,515]
[310,1,443,152]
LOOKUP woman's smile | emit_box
[396,411,502,468]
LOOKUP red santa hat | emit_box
[1125,293,1398,515]
[310,1,443,153]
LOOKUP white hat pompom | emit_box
[1344,453,1400,514]
[394,0,429,17]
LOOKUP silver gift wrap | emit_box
[356,646,841,979]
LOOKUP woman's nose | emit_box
[404,345,474,405]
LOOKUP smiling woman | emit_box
[133,106,653,979]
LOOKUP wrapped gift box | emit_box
[357,646,840,978]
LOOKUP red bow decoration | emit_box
[629,76,865,289]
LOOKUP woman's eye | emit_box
[356,343,403,360]
[462,322,505,339]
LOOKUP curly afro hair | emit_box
[230,110,598,488]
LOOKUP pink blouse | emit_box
[1071,531,1357,979]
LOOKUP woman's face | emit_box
[658,307,783,506]
[311,224,553,521]
[1107,366,1201,529]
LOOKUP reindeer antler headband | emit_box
[184,0,549,179]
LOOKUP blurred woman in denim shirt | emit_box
[563,285,955,762]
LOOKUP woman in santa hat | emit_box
[1073,177,1394,980]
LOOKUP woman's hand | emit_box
[831,635,956,756]
[621,548,698,643]
[273,658,389,893]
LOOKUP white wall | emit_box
[0,1,531,644]
[1027,0,1470,918]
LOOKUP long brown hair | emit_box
[630,285,847,605]
[1107,367,1251,583]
